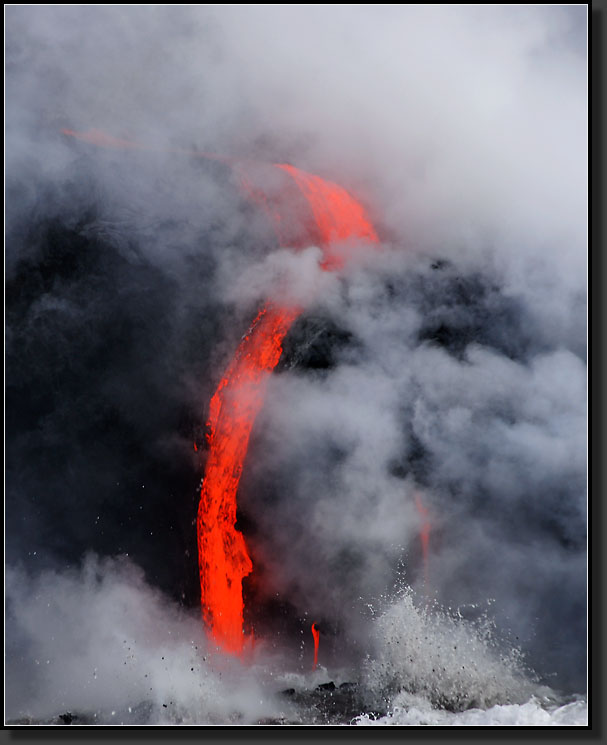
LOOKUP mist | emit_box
[6,5,587,724]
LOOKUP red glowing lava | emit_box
[199,163,378,653]
[59,128,381,654]
[414,492,431,588]
[197,305,300,652]
[276,163,378,267]
[311,623,320,670]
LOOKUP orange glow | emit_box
[58,128,380,655]
[61,128,232,164]
[61,128,146,150]
[199,163,378,654]
[197,305,299,652]
[276,164,378,268]
[414,492,431,588]
[311,622,320,670]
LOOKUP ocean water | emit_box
[355,697,588,727]
[6,6,587,728]
[5,558,587,727]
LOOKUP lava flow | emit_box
[59,128,385,654]
[311,623,320,670]
[414,492,431,589]
[197,304,299,653]
[199,163,378,653]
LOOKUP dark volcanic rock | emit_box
[317,681,336,692]
[279,681,386,725]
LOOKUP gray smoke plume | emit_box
[6,5,586,723]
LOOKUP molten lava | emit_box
[198,165,378,652]
[197,305,299,652]
[60,128,382,654]
[276,163,378,266]
[414,492,431,588]
[311,623,320,670]
[198,162,378,653]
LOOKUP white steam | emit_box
[6,4,586,724]
[6,556,281,724]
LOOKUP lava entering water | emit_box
[59,129,385,654]
[311,623,320,670]
[199,164,379,653]
[197,305,300,652]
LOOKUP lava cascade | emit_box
[199,163,379,653]
[311,623,320,670]
[59,129,384,654]
[197,305,299,653]
[276,164,379,269]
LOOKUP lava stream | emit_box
[414,492,431,589]
[198,163,378,654]
[311,623,320,670]
[197,305,299,652]
[59,128,381,654]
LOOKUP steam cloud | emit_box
[6,5,586,723]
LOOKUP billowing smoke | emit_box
[6,5,586,724]
[5,556,283,724]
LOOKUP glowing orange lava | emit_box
[311,623,320,670]
[414,492,431,588]
[59,129,381,655]
[198,163,378,654]
[276,163,378,266]
[197,305,300,652]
